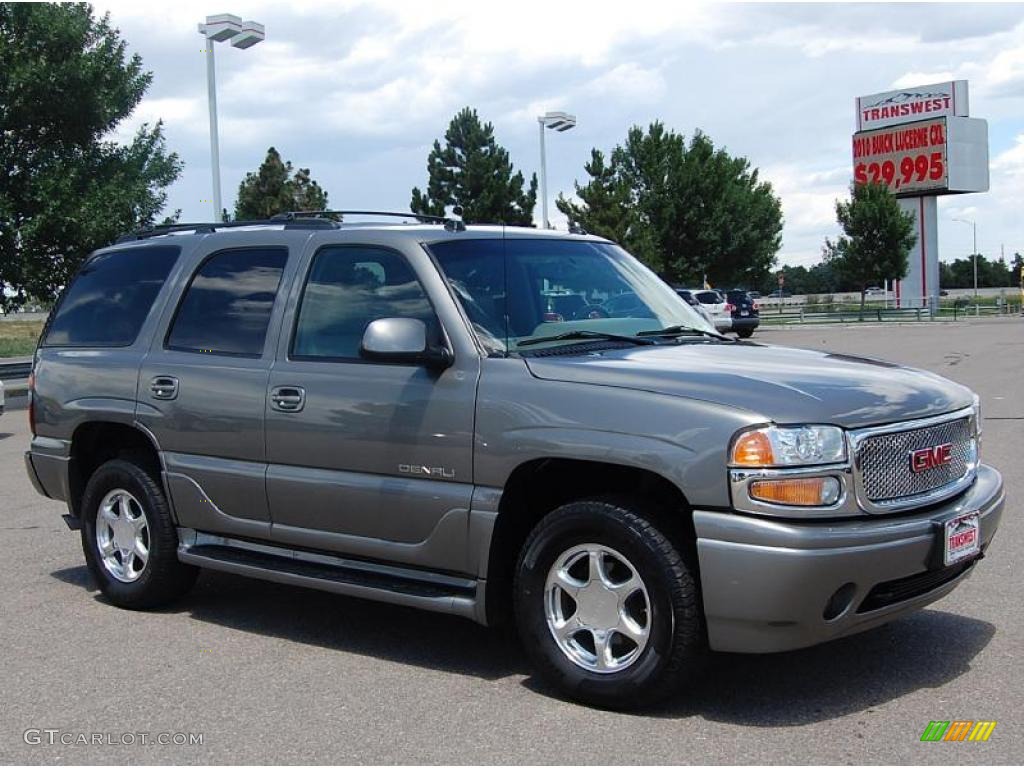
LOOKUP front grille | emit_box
[857,417,974,503]
[857,560,975,613]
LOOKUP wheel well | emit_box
[484,458,694,626]
[68,422,161,517]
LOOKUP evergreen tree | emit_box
[558,123,782,287]
[825,182,916,314]
[234,147,329,220]
[411,107,537,225]
[0,2,182,309]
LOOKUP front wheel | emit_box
[514,498,703,709]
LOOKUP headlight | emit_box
[731,425,847,467]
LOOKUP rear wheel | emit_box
[514,498,703,709]
[81,458,197,609]
[737,328,754,338]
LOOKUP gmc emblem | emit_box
[909,443,953,473]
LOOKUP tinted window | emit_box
[292,246,433,360]
[696,291,723,305]
[167,248,286,357]
[45,246,180,347]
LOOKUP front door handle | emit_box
[150,375,179,400]
[270,385,305,413]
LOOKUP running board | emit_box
[177,530,483,623]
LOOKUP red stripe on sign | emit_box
[920,197,927,306]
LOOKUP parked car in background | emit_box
[747,290,762,300]
[725,289,760,338]
[684,288,733,332]
[767,289,791,298]
[865,286,885,297]
[674,288,714,326]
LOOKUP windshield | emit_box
[428,238,715,354]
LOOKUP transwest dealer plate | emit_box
[944,512,980,566]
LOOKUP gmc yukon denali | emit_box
[24,213,1004,709]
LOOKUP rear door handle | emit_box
[150,376,179,400]
[270,386,305,413]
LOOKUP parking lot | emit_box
[0,317,1020,764]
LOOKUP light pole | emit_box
[198,14,265,221]
[952,217,978,298]
[537,112,576,229]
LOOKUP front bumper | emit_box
[695,463,1004,653]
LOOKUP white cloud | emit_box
[84,1,1024,260]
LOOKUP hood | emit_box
[524,341,973,428]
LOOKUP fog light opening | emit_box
[823,582,857,621]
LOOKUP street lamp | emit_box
[198,14,265,221]
[537,111,576,229]
[952,217,978,298]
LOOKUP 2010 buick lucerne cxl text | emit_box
[24,213,1003,709]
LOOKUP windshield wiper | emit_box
[636,324,732,341]
[517,330,659,348]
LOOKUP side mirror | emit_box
[360,318,452,369]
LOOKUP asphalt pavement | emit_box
[0,317,1021,764]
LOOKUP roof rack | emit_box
[116,209,466,243]
[275,210,466,231]
[115,217,339,243]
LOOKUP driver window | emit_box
[291,246,434,361]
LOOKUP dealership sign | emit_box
[852,116,989,197]
[856,80,969,131]
[851,80,989,309]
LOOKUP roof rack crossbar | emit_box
[273,210,448,223]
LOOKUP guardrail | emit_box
[0,359,32,380]
[759,299,1021,326]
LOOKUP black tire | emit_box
[514,497,703,709]
[737,328,754,339]
[81,458,197,609]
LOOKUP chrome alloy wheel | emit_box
[544,544,651,673]
[95,489,150,583]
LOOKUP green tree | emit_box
[826,182,916,314]
[0,2,182,310]
[234,147,329,220]
[411,107,537,225]
[557,149,640,248]
[558,123,783,288]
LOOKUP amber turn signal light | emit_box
[731,430,774,466]
[749,477,841,507]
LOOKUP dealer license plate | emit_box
[741,310,749,316]
[944,512,980,566]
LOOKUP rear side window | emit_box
[44,246,180,347]
[167,248,287,357]
[291,246,434,361]
[696,291,722,305]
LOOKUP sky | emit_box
[92,0,1024,268]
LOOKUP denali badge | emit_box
[398,464,455,479]
[909,443,953,473]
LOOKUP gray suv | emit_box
[24,214,1004,709]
